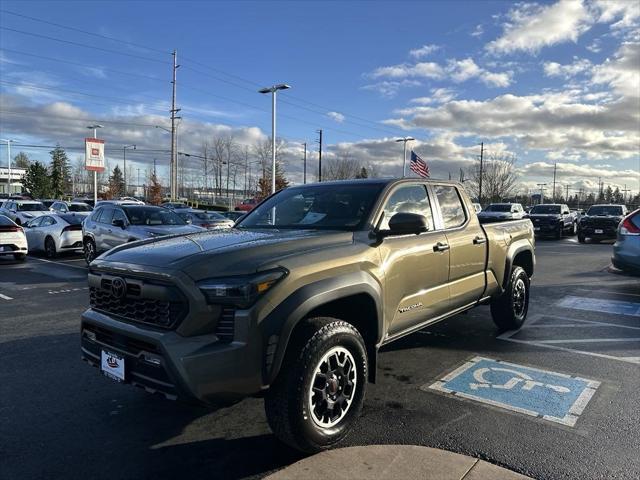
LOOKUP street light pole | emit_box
[395,137,415,178]
[87,125,103,204]
[303,142,307,184]
[259,84,291,194]
[123,145,136,196]
[0,139,13,195]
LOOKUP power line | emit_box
[0,9,171,56]
[0,26,170,65]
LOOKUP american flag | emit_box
[410,151,430,178]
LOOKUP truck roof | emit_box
[293,178,462,188]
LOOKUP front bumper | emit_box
[81,307,265,404]
[579,225,618,239]
[532,222,561,236]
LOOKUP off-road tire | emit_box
[578,233,586,243]
[264,317,367,453]
[83,238,97,265]
[569,222,577,236]
[491,266,529,331]
[45,237,57,259]
[13,253,26,261]
[554,225,562,240]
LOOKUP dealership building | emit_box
[0,167,26,195]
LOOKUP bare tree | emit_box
[253,137,288,198]
[465,151,519,203]
[324,150,360,180]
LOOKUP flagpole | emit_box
[396,137,415,178]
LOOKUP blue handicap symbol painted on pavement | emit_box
[427,357,600,426]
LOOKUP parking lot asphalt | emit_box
[1,238,639,480]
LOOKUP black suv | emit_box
[578,204,628,243]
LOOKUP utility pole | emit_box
[123,145,136,196]
[565,184,569,203]
[622,185,631,204]
[316,129,323,182]
[552,162,557,202]
[478,142,484,205]
[137,168,140,196]
[395,136,415,178]
[537,183,547,204]
[303,142,307,184]
[170,49,181,200]
[153,158,157,176]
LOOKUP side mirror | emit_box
[380,212,428,238]
[523,214,530,219]
[112,218,126,229]
[185,218,192,224]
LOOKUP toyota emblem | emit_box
[111,277,127,299]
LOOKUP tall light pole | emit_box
[0,139,13,195]
[259,83,291,194]
[478,142,484,205]
[123,145,136,196]
[302,142,307,184]
[87,125,103,204]
[395,137,415,177]
[537,183,547,204]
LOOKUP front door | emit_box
[378,183,451,337]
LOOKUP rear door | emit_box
[432,184,487,310]
[377,182,451,337]
[96,208,114,251]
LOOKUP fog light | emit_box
[142,353,162,366]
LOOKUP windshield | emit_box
[122,206,187,226]
[69,204,92,212]
[59,214,84,225]
[485,205,512,212]
[18,202,46,211]
[194,211,226,221]
[587,205,624,216]
[237,183,385,230]
[530,205,561,214]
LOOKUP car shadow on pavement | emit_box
[1,333,302,480]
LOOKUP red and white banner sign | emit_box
[85,137,105,172]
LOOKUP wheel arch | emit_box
[502,242,534,289]
[262,271,383,387]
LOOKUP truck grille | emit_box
[89,286,185,329]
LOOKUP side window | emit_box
[434,185,467,229]
[28,216,44,228]
[91,207,103,222]
[41,216,55,227]
[112,209,127,224]
[379,184,434,231]
[99,208,114,225]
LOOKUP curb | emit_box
[266,445,531,480]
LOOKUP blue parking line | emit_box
[557,296,640,317]
[426,357,600,426]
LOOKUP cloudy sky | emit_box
[0,0,638,196]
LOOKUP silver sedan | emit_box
[24,213,85,258]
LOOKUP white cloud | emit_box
[471,24,484,37]
[327,111,345,123]
[447,58,512,87]
[591,41,640,98]
[361,79,421,98]
[543,58,593,78]
[370,62,444,80]
[409,44,440,58]
[487,0,594,55]
[592,0,640,29]
[410,87,457,105]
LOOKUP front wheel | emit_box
[13,253,26,261]
[578,232,586,243]
[45,237,57,258]
[264,318,367,453]
[570,222,577,236]
[83,238,97,265]
[491,266,530,330]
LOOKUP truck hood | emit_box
[97,228,354,274]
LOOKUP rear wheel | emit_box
[83,238,97,265]
[264,318,367,453]
[44,237,57,258]
[491,266,529,331]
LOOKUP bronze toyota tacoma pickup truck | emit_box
[81,179,535,452]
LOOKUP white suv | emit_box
[0,214,28,261]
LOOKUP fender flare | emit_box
[261,270,383,386]
[502,241,535,289]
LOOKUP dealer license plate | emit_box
[595,229,603,234]
[534,227,540,231]
[101,350,125,382]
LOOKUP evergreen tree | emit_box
[49,145,70,198]
[22,161,51,198]
[355,167,369,179]
[603,185,613,203]
[13,152,31,169]
[108,165,125,198]
[612,187,623,204]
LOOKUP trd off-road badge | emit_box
[398,302,423,313]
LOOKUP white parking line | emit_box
[498,313,640,365]
[577,288,640,298]
[0,293,13,300]
[29,257,87,270]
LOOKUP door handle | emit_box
[473,236,487,245]
[108,229,112,233]
[433,241,450,252]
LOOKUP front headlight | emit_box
[197,268,288,308]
